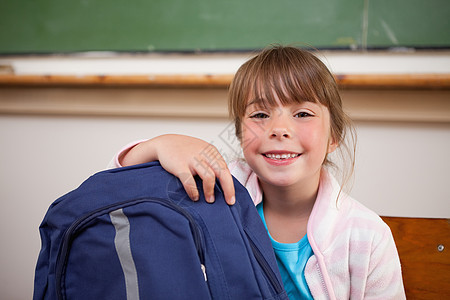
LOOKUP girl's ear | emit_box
[327,136,338,154]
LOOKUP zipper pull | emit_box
[201,264,207,281]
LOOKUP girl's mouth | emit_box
[263,153,300,160]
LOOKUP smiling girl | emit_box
[111,46,405,299]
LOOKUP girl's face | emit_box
[240,97,337,190]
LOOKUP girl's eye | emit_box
[250,112,269,119]
[295,111,313,118]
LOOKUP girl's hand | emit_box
[120,134,236,205]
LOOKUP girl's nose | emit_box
[270,117,292,138]
[268,108,292,139]
[270,128,291,139]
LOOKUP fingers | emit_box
[192,147,235,205]
[208,152,235,205]
[178,172,200,201]
[166,141,236,205]
[191,159,217,203]
[216,168,236,205]
[202,171,216,204]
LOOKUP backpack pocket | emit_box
[56,198,210,300]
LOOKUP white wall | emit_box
[352,121,450,217]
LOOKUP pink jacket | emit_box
[229,160,406,300]
[112,143,406,299]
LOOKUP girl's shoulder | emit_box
[334,192,394,247]
[316,171,392,237]
[345,196,392,234]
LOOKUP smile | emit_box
[263,153,300,160]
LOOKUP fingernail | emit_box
[229,196,235,205]
[207,196,215,203]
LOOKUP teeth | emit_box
[265,153,299,160]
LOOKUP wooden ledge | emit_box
[337,74,450,89]
[0,74,234,88]
[0,73,449,89]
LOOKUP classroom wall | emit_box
[1,52,449,299]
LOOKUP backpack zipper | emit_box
[245,230,284,294]
[55,197,205,300]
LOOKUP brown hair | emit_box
[228,45,356,191]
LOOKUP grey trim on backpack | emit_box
[110,208,140,300]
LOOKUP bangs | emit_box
[247,68,321,109]
[233,46,337,116]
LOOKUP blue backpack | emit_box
[33,162,288,300]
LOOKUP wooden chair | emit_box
[381,217,450,299]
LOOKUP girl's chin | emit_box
[257,174,300,188]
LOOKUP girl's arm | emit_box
[364,228,406,299]
[119,134,235,205]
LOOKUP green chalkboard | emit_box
[0,0,449,54]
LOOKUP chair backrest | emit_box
[381,216,450,299]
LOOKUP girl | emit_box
[111,46,405,299]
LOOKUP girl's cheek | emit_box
[242,122,263,141]
[241,131,254,149]
[240,123,257,149]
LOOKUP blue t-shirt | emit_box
[257,203,313,300]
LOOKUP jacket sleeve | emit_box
[107,139,148,169]
[364,225,406,299]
